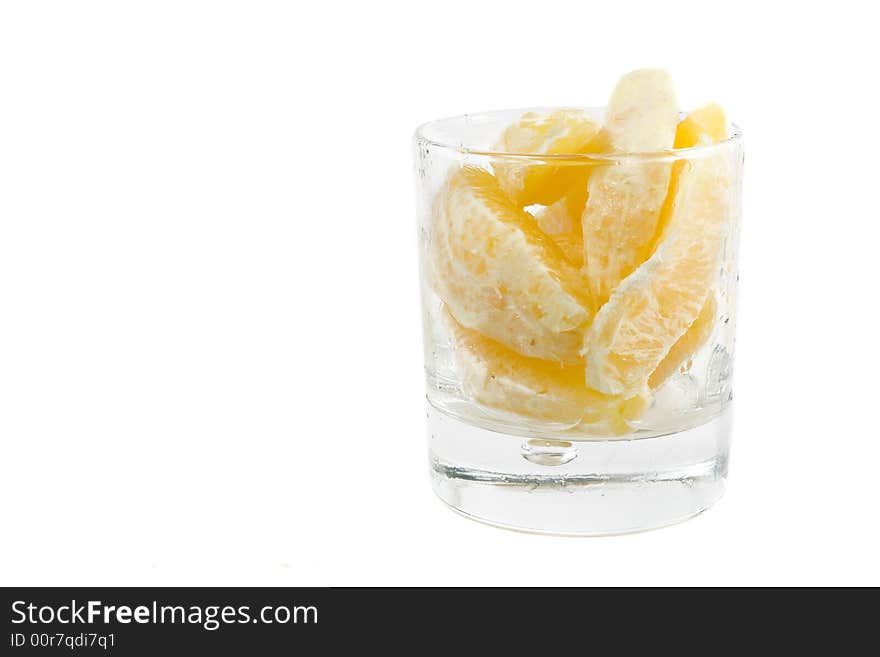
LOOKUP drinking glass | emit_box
[413,108,743,534]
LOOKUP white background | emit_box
[1,1,878,586]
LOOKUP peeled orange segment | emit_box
[675,104,727,149]
[583,139,731,396]
[430,166,591,364]
[602,70,679,153]
[493,109,601,207]
[649,293,717,389]
[642,104,729,260]
[581,69,679,306]
[532,181,589,268]
[641,106,728,390]
[445,311,649,431]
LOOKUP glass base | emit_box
[428,405,731,536]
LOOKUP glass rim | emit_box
[413,106,743,163]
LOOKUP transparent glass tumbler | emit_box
[414,108,743,535]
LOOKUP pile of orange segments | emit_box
[430,69,732,434]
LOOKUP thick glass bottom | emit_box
[428,404,731,536]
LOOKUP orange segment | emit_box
[643,104,729,260]
[583,133,730,395]
[581,70,679,306]
[532,180,589,268]
[493,109,602,207]
[430,167,591,364]
[446,311,649,431]
[675,104,727,148]
[642,105,728,388]
[649,293,717,389]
